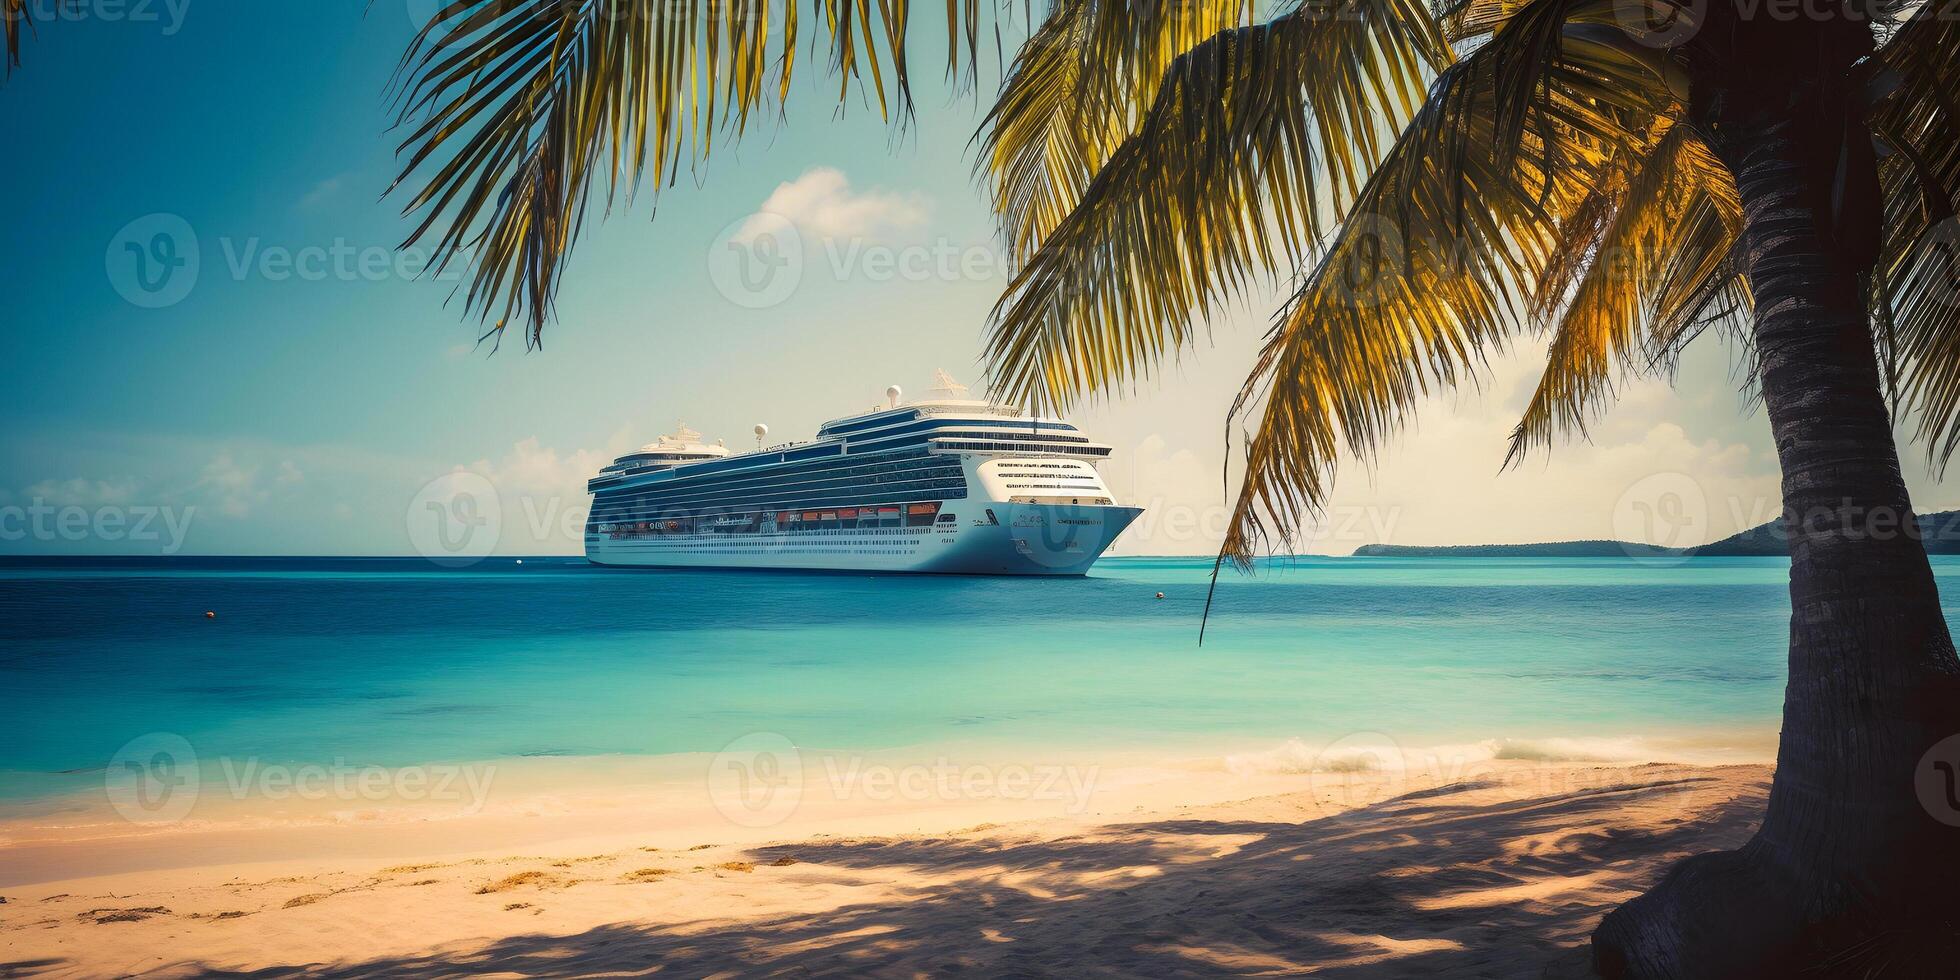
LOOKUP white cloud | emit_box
[20,477,142,508]
[739,167,928,242]
[194,453,306,518]
[467,437,609,502]
[199,453,262,517]
[1107,434,1230,555]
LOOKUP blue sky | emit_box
[3,2,1954,557]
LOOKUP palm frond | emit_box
[1218,9,1681,567]
[1434,0,1531,42]
[977,0,1260,264]
[390,0,981,348]
[4,0,29,75]
[1872,7,1960,467]
[984,0,1452,413]
[1506,123,1744,462]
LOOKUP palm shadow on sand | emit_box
[168,769,1772,978]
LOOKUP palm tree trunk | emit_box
[1593,23,1960,977]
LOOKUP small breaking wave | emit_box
[1222,731,1774,777]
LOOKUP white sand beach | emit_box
[0,760,1770,978]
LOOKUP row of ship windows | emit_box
[842,432,1096,454]
[594,504,959,537]
[603,546,922,555]
[602,445,936,491]
[595,459,964,511]
[922,431,1094,445]
[599,447,1102,510]
[611,452,948,493]
[939,441,1111,456]
[591,481,969,521]
[600,472,965,507]
[597,522,946,536]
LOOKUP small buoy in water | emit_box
[204,611,216,619]
[515,559,524,565]
[1155,592,1166,600]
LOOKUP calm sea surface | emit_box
[7,555,1957,807]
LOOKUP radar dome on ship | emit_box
[754,424,769,438]
[885,385,903,407]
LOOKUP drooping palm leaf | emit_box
[1506,123,1744,462]
[1434,0,1531,41]
[390,0,982,348]
[983,0,1452,414]
[1871,7,1960,466]
[977,0,1259,264]
[3,0,28,74]
[1216,11,1681,567]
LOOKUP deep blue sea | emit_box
[8,555,1956,812]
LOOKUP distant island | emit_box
[1353,510,1960,557]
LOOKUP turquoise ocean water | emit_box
[7,555,1958,811]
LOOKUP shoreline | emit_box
[0,759,1773,977]
[0,728,1778,887]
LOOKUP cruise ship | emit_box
[585,373,1143,574]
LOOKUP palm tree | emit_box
[0,0,1910,972]
[385,1,1955,974]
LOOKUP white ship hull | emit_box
[587,501,1143,576]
